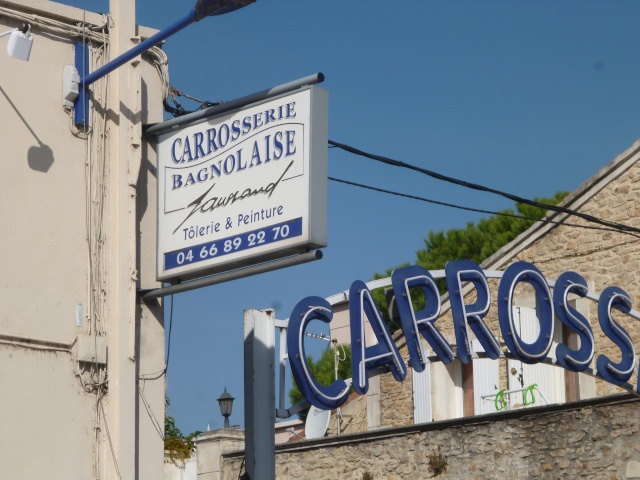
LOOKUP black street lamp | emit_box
[217,387,235,429]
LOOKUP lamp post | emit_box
[217,387,235,429]
[69,0,255,126]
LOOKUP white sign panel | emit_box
[156,86,328,282]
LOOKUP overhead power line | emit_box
[328,139,640,236]
[160,87,638,238]
[328,176,640,240]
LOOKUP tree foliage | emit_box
[416,192,569,270]
[289,344,351,420]
[372,192,569,329]
[165,397,202,462]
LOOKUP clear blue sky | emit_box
[61,0,640,434]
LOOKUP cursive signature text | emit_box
[173,160,294,234]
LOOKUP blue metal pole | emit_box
[73,0,256,127]
[84,9,197,88]
[74,9,196,127]
[74,40,90,127]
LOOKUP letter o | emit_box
[498,261,554,364]
[218,124,230,148]
[223,154,235,174]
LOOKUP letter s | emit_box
[596,286,636,386]
[553,272,594,372]
[287,296,349,410]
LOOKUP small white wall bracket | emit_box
[62,65,80,109]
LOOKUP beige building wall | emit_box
[195,429,245,480]
[0,0,165,478]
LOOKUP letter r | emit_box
[445,260,500,364]
[391,265,454,371]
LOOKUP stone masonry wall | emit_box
[379,336,415,428]
[222,395,640,480]
[509,159,640,396]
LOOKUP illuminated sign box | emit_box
[155,86,328,282]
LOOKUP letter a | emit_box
[391,265,454,372]
[350,280,406,395]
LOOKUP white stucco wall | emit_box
[0,0,165,477]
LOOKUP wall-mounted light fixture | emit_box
[0,23,33,62]
[63,0,255,127]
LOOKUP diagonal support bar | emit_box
[72,0,255,127]
[84,10,197,89]
[74,10,196,127]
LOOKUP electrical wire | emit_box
[328,139,640,236]
[0,6,172,114]
[165,295,174,375]
[139,384,165,440]
[329,177,640,240]
[158,81,640,240]
[99,393,123,480]
[0,6,110,43]
[138,294,174,380]
[164,86,224,117]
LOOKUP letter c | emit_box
[171,138,183,164]
[287,296,349,410]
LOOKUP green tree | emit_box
[289,344,351,420]
[372,192,569,329]
[164,397,202,461]
[416,192,568,270]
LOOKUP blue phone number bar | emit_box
[165,217,303,270]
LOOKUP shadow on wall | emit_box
[27,143,54,172]
[0,86,54,172]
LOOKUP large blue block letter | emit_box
[445,260,500,364]
[596,286,636,386]
[287,296,350,410]
[350,280,406,395]
[391,265,453,371]
[553,272,594,372]
[498,261,554,364]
